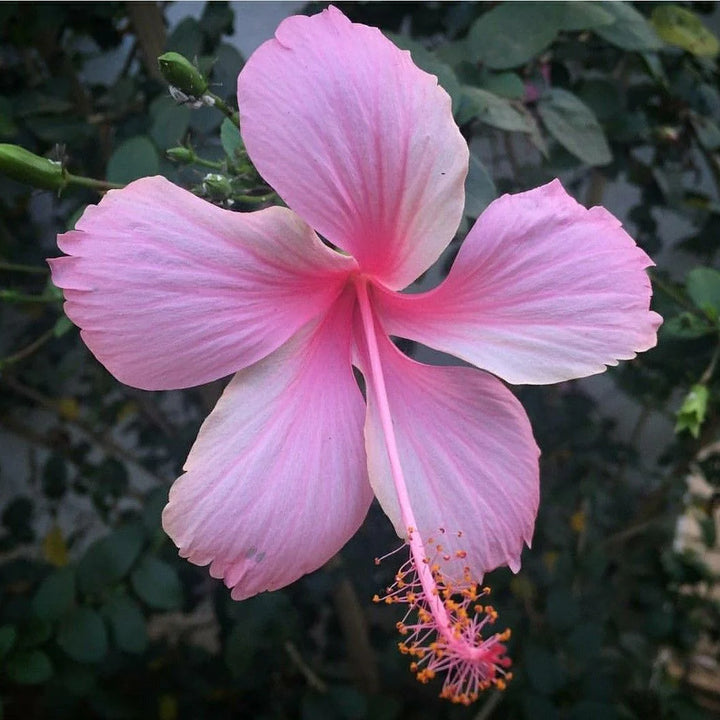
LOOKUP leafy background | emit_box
[1,2,720,719]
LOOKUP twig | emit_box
[603,517,664,548]
[65,173,124,192]
[123,387,177,438]
[585,169,607,207]
[650,272,698,313]
[1,327,55,368]
[0,261,48,274]
[473,689,503,720]
[284,641,328,693]
[205,91,240,127]
[125,2,166,81]
[699,336,720,385]
[332,573,380,694]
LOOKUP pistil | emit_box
[355,277,512,703]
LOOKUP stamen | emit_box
[374,531,513,705]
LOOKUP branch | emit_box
[1,375,167,486]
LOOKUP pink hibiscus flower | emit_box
[49,7,661,703]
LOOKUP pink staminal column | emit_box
[355,277,513,705]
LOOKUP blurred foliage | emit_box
[1,2,720,719]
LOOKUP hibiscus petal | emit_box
[373,180,662,385]
[237,6,467,290]
[50,176,355,390]
[361,329,539,579]
[162,289,372,600]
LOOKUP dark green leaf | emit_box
[106,136,160,185]
[385,33,462,115]
[24,117,93,145]
[103,594,148,654]
[211,44,244,98]
[2,496,34,542]
[41,455,68,500]
[577,79,624,122]
[0,97,18,138]
[142,487,168,534]
[58,663,96,698]
[464,152,496,217]
[557,2,614,31]
[690,114,720,151]
[57,607,108,663]
[329,686,368,720]
[468,3,561,69]
[6,649,53,684]
[463,87,532,132]
[200,2,234,44]
[53,315,74,338]
[91,457,129,503]
[538,88,611,166]
[32,567,75,621]
[130,556,182,610]
[524,644,567,694]
[699,515,717,548]
[301,693,337,720]
[545,587,581,631]
[150,100,191,149]
[18,617,52,648]
[568,622,603,660]
[15,92,74,117]
[567,702,618,720]
[594,3,663,52]
[435,39,469,67]
[478,71,525,100]
[687,267,720,315]
[189,105,222,134]
[220,117,243,160]
[522,694,559,720]
[166,18,203,59]
[225,593,298,678]
[77,524,144,596]
[65,204,86,231]
[0,625,17,659]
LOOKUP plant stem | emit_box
[284,642,328,693]
[473,690,503,720]
[0,261,48,274]
[235,192,276,205]
[65,172,124,191]
[194,156,224,171]
[205,91,240,126]
[649,271,698,313]
[700,334,720,385]
[0,327,55,369]
[0,289,60,303]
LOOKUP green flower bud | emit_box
[166,147,196,163]
[158,52,208,97]
[202,173,232,199]
[0,144,65,190]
